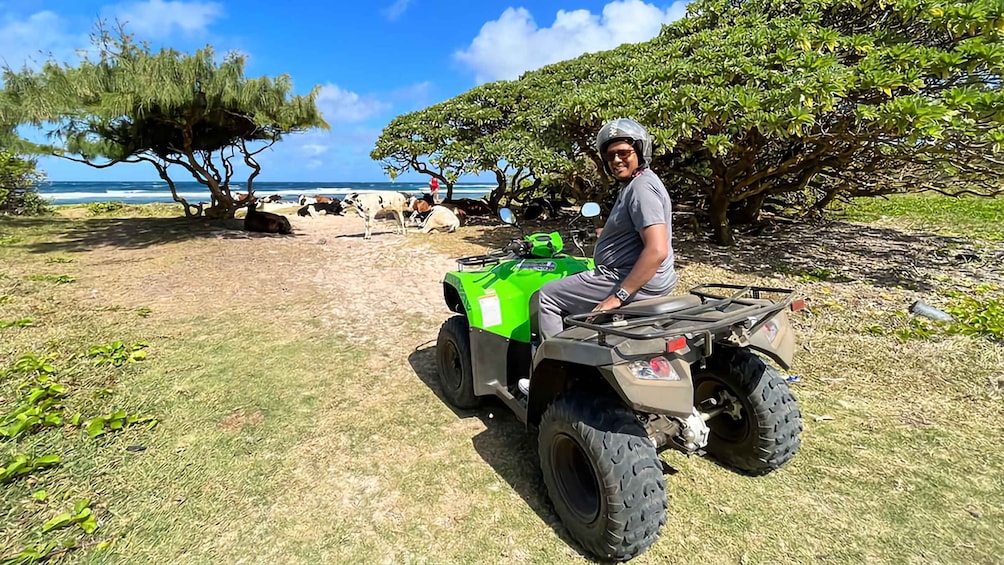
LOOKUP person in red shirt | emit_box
[429,177,440,203]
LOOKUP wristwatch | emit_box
[614,287,630,302]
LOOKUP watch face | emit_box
[616,288,629,301]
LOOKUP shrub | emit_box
[0,151,49,216]
[85,201,126,215]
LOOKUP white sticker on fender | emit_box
[479,293,503,327]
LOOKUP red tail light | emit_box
[790,299,805,311]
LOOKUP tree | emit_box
[370,106,471,201]
[376,0,1004,244]
[0,151,47,216]
[544,0,1004,243]
[0,27,328,218]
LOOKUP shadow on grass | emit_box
[7,216,295,253]
[455,218,1002,292]
[407,343,603,562]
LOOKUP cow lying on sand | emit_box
[298,194,336,206]
[297,200,343,218]
[420,205,462,233]
[244,202,291,234]
[409,195,468,226]
[341,191,409,239]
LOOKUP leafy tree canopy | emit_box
[0,27,328,218]
[374,0,1004,243]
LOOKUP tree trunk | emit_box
[810,187,840,218]
[731,191,767,225]
[709,195,734,245]
[487,168,507,208]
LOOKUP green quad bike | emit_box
[435,203,804,562]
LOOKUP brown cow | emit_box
[443,198,494,217]
[244,202,291,234]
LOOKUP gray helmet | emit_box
[594,118,653,175]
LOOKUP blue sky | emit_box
[1,0,689,182]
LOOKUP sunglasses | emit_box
[605,148,635,162]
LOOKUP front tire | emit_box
[694,348,802,475]
[435,315,480,409]
[538,393,666,562]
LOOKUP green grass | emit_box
[834,193,1004,241]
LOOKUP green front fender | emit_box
[443,256,594,343]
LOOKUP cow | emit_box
[297,194,335,206]
[259,194,283,204]
[443,198,494,218]
[244,202,291,234]
[296,200,343,218]
[341,191,409,239]
[420,205,462,234]
[408,196,435,225]
[521,196,575,221]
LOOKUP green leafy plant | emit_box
[0,453,61,484]
[0,294,13,304]
[778,264,851,283]
[944,295,1004,342]
[86,409,157,438]
[0,318,33,329]
[0,383,66,439]
[45,256,74,264]
[893,318,942,342]
[86,341,149,367]
[85,201,125,215]
[3,541,63,564]
[28,274,76,284]
[0,234,22,246]
[42,499,98,534]
[136,306,152,318]
[10,353,57,379]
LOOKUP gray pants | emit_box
[537,268,669,339]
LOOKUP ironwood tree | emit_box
[0,28,328,218]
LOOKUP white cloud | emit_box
[0,11,82,69]
[454,0,690,83]
[300,143,329,157]
[316,84,389,123]
[383,0,412,20]
[108,0,224,38]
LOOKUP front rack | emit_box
[563,284,797,342]
[455,249,509,271]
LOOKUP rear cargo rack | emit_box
[455,250,508,271]
[563,284,797,344]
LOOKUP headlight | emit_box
[628,356,679,381]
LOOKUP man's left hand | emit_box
[592,295,623,313]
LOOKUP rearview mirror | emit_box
[499,207,515,224]
[581,202,600,218]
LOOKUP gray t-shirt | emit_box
[593,168,677,293]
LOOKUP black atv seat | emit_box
[617,294,703,317]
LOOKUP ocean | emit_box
[34,181,495,206]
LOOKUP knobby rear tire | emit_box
[695,348,802,475]
[538,392,666,562]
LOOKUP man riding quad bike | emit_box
[435,204,804,561]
